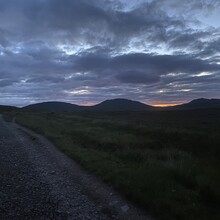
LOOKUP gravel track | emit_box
[0,115,153,220]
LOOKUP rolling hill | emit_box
[173,98,220,110]
[16,98,220,112]
[0,105,19,113]
[23,101,83,112]
[23,99,153,112]
[90,98,154,111]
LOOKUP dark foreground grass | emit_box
[11,109,220,220]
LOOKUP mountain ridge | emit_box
[0,105,19,113]
[90,98,154,111]
[23,101,84,112]
[169,98,220,110]
[1,98,220,112]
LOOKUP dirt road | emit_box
[0,116,151,220]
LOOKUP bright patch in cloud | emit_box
[192,72,213,77]
[177,89,192,92]
[158,89,168,93]
[65,89,91,95]
[57,44,78,55]
[57,44,91,55]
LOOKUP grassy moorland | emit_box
[6,109,220,220]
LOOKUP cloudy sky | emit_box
[0,0,220,107]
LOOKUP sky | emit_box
[0,0,220,107]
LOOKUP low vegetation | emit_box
[7,109,220,220]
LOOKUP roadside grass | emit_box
[2,112,15,122]
[13,109,220,220]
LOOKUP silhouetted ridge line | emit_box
[20,98,220,112]
[170,98,220,110]
[23,101,83,112]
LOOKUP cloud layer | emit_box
[0,0,220,106]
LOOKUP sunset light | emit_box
[151,103,181,107]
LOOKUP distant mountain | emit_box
[23,101,83,112]
[23,99,153,112]
[0,105,19,113]
[172,98,220,110]
[90,99,154,111]
[21,98,220,112]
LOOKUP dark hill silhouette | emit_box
[20,98,220,112]
[90,98,153,111]
[23,102,83,112]
[172,98,220,110]
[0,105,19,113]
[23,99,153,112]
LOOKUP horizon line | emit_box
[1,97,219,108]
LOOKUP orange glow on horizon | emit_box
[151,103,181,107]
[79,101,97,106]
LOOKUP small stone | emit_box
[121,205,129,213]
[109,200,119,206]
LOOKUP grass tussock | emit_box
[12,109,220,220]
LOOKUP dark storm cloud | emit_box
[198,36,220,57]
[0,0,220,106]
[72,52,219,83]
[162,27,220,59]
[0,79,17,87]
[26,76,65,84]
[20,41,63,61]
[116,70,159,84]
[111,53,219,74]
[0,0,186,48]
[167,30,209,50]
[0,28,9,47]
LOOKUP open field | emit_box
[5,109,220,220]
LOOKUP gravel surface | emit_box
[0,115,153,220]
